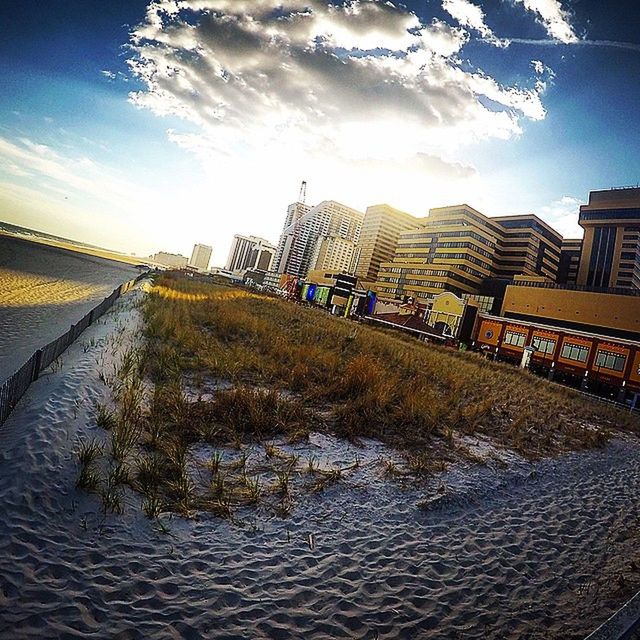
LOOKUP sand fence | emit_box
[0,272,148,426]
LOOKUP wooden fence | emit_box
[0,273,147,426]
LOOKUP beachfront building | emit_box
[475,282,640,405]
[376,204,564,302]
[150,251,188,269]
[225,235,276,274]
[492,214,562,281]
[376,205,502,300]
[273,200,363,278]
[557,238,583,284]
[354,204,423,285]
[273,201,311,275]
[189,244,212,271]
[309,236,356,274]
[577,187,640,290]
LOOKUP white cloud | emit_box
[512,0,578,43]
[442,0,508,47]
[537,195,584,237]
[127,1,548,166]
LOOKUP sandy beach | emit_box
[0,235,139,382]
[0,285,639,639]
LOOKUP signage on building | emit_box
[334,273,357,298]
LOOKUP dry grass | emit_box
[142,275,637,456]
[76,273,639,521]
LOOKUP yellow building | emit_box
[309,236,356,274]
[577,187,640,290]
[377,204,501,300]
[354,204,423,285]
[376,204,562,302]
[501,282,640,341]
[492,214,562,281]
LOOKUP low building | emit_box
[150,251,188,269]
[263,270,289,290]
[500,281,640,341]
[473,313,640,406]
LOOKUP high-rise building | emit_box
[376,204,564,302]
[492,214,562,281]
[354,204,423,284]
[273,202,311,275]
[189,244,212,271]
[273,200,363,278]
[309,236,356,273]
[225,235,276,273]
[557,238,582,284]
[377,205,501,300]
[577,187,640,290]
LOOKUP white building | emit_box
[150,251,188,269]
[225,235,276,273]
[189,244,212,271]
[273,200,363,278]
[310,236,357,273]
[273,202,311,276]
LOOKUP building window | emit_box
[532,336,556,356]
[561,342,589,363]
[587,226,617,287]
[503,331,527,348]
[595,350,626,372]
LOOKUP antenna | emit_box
[299,180,307,204]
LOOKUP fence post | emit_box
[32,350,43,382]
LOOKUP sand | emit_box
[0,235,139,382]
[1,284,640,639]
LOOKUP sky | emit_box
[1,0,639,265]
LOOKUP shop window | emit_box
[595,350,626,372]
[503,331,526,348]
[532,336,556,355]
[561,342,589,363]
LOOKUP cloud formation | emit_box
[538,195,584,237]
[512,0,578,43]
[442,0,507,47]
[127,0,549,166]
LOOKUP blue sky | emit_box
[1,0,639,264]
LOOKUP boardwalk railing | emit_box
[0,272,148,426]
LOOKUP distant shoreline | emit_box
[0,224,154,269]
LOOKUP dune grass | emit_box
[143,274,636,454]
[77,273,639,520]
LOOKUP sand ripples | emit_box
[1,290,640,639]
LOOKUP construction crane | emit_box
[298,180,307,204]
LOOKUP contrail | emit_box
[507,38,640,52]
